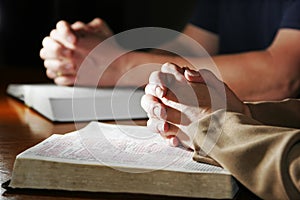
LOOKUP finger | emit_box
[53,74,76,86]
[141,94,190,125]
[46,69,76,85]
[88,18,113,36]
[88,18,103,31]
[44,59,76,74]
[147,118,182,137]
[161,96,193,125]
[141,94,167,120]
[144,83,166,98]
[71,21,86,31]
[147,71,175,97]
[52,20,77,48]
[56,20,77,44]
[148,71,168,85]
[160,66,211,108]
[147,118,191,149]
[146,118,169,134]
[187,69,223,88]
[161,62,186,83]
[46,69,57,79]
[71,21,91,39]
[40,37,72,59]
[195,69,228,95]
[161,62,184,74]
[184,68,205,83]
[147,70,194,104]
[147,118,180,147]
[46,64,76,77]
[166,136,180,147]
[146,118,180,147]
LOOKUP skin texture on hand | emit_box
[40,18,115,86]
[141,62,251,148]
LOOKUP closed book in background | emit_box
[6,84,147,122]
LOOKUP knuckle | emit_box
[43,60,50,68]
[140,95,148,108]
[162,62,176,70]
[57,20,67,27]
[46,69,55,78]
[149,71,162,84]
[72,21,85,29]
[39,48,45,58]
[147,118,160,133]
[144,84,156,96]
[95,18,103,25]
[42,36,50,46]
[50,29,57,38]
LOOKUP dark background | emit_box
[0,0,197,69]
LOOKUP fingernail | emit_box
[185,69,200,77]
[162,62,171,68]
[158,122,168,133]
[153,106,167,119]
[155,86,165,98]
[167,137,179,147]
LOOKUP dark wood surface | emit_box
[0,68,259,200]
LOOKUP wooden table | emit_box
[0,68,259,200]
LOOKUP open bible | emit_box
[7,122,238,199]
[6,84,147,122]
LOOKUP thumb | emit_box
[88,18,113,36]
[184,68,205,83]
[185,69,224,90]
[56,20,77,46]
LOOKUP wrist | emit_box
[107,51,136,86]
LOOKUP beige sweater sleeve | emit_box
[190,99,300,199]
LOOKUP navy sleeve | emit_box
[280,0,300,29]
[189,0,219,34]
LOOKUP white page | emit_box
[19,122,227,174]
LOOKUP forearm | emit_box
[210,51,300,101]
[191,110,300,199]
[114,51,188,86]
[117,49,299,101]
[247,98,300,128]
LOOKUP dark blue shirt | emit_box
[189,0,300,54]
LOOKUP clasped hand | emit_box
[40,18,122,86]
[141,62,250,149]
